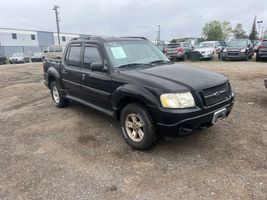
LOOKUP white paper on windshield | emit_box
[110,47,127,59]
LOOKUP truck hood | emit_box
[194,47,214,52]
[119,63,227,92]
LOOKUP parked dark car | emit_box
[43,36,234,150]
[221,39,253,61]
[256,40,267,61]
[0,53,7,65]
[31,53,43,62]
[164,42,193,60]
[9,53,30,64]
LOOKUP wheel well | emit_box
[48,76,56,89]
[115,96,155,122]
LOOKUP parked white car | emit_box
[193,41,222,60]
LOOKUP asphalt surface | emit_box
[0,61,266,200]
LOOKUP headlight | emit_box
[240,48,246,53]
[160,92,195,108]
[223,49,228,52]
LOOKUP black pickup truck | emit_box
[43,36,234,150]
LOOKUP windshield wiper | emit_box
[149,60,173,65]
[117,63,153,69]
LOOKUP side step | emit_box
[66,95,113,117]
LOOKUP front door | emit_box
[80,44,112,110]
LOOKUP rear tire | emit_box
[50,81,69,108]
[120,103,156,150]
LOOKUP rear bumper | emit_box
[43,73,49,88]
[150,97,234,136]
[166,53,184,59]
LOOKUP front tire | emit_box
[50,81,69,108]
[120,103,156,150]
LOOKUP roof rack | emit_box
[70,35,149,41]
[71,35,114,41]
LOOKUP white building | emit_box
[0,28,85,56]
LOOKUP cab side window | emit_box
[66,45,81,67]
[83,46,102,69]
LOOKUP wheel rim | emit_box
[125,113,145,142]
[52,86,60,104]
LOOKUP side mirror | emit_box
[91,62,108,72]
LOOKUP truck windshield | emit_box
[228,40,248,47]
[104,40,170,68]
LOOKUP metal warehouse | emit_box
[0,28,85,57]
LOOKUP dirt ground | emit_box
[0,61,266,200]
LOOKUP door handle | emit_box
[62,69,68,74]
[81,73,86,80]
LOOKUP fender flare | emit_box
[112,84,161,110]
[47,67,61,88]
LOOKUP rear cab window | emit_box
[66,44,82,67]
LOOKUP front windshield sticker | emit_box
[110,47,127,59]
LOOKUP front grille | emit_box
[201,83,231,106]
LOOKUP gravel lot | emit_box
[0,61,266,200]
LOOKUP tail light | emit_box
[258,45,265,49]
[175,47,184,53]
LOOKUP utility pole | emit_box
[157,25,161,45]
[53,5,60,45]
[257,20,263,40]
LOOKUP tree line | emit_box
[170,16,259,43]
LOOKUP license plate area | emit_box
[212,108,227,124]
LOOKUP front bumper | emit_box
[10,59,24,63]
[221,52,247,60]
[32,58,43,62]
[150,97,234,136]
[257,52,267,59]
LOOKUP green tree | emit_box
[202,20,223,41]
[249,16,258,40]
[233,23,248,39]
[170,39,178,43]
[222,21,232,40]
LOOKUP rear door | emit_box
[61,44,83,97]
[80,44,112,110]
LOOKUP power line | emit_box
[53,5,61,45]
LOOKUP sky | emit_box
[0,0,266,41]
